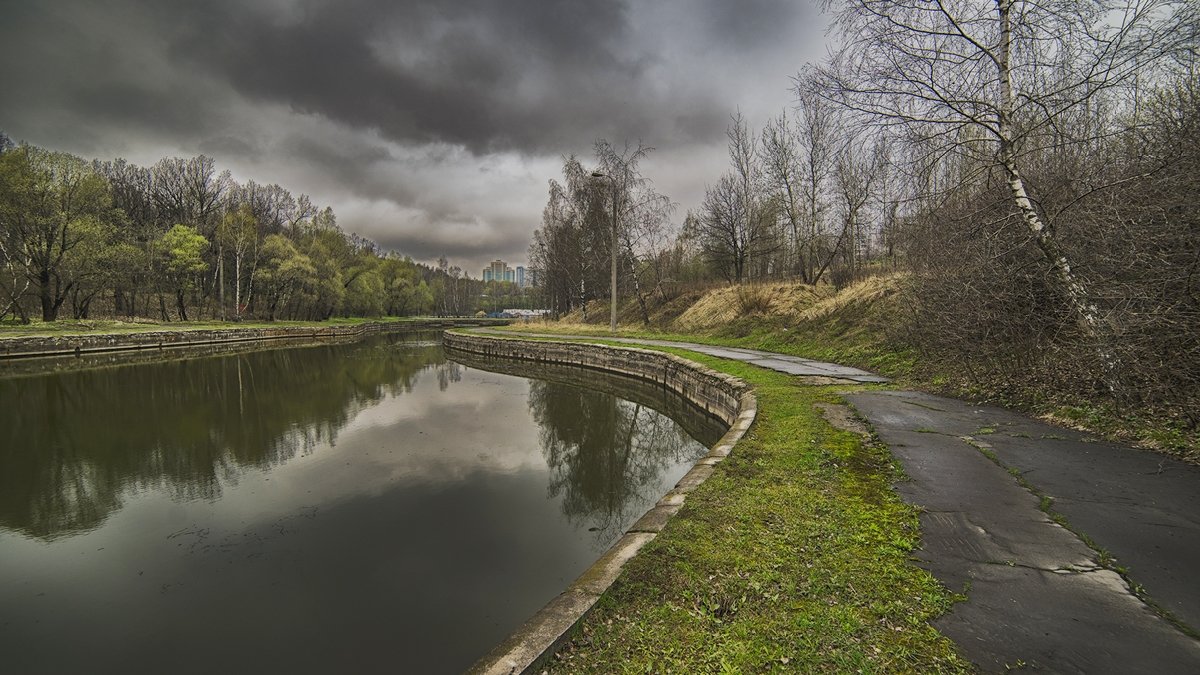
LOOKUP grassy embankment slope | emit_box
[489,280,979,671]
[510,274,1198,460]
[495,276,1191,670]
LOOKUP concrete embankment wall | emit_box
[443,331,757,675]
[0,319,501,361]
[444,331,749,427]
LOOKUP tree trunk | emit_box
[631,268,651,326]
[217,243,225,320]
[996,0,1118,392]
[234,251,242,320]
[39,270,56,321]
[813,219,850,286]
[2,276,31,324]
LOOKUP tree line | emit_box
[0,139,528,323]
[532,0,1198,416]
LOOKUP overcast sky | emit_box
[0,0,827,275]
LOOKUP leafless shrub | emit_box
[899,72,1200,426]
[735,284,774,316]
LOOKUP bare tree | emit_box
[817,0,1190,389]
[728,112,782,278]
[531,168,595,317]
[594,140,674,325]
[532,142,672,324]
[793,78,840,283]
[695,173,751,282]
[693,115,782,283]
[830,132,887,282]
[761,110,808,279]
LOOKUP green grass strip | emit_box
[0,316,458,339]
[531,343,969,673]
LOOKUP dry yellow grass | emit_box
[793,273,906,324]
[673,281,830,331]
[527,274,904,334]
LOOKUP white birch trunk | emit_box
[996,0,1119,391]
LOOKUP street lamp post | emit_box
[592,171,618,333]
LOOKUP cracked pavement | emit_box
[848,390,1200,673]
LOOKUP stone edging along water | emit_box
[443,331,758,675]
[0,319,503,361]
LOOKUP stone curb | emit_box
[444,331,757,675]
[0,319,504,361]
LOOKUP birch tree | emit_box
[761,111,807,279]
[217,204,258,319]
[793,79,840,284]
[593,140,674,325]
[817,0,1190,388]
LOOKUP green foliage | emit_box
[215,203,257,251]
[159,224,209,279]
[344,265,385,317]
[254,235,318,320]
[0,145,118,320]
[1,140,506,323]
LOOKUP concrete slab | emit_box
[573,532,657,595]
[674,464,714,492]
[468,589,600,675]
[628,504,683,533]
[934,564,1200,674]
[856,390,1200,631]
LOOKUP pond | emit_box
[0,331,724,674]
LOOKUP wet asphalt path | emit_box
[847,390,1200,673]
[467,329,1200,672]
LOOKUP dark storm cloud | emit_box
[276,133,403,198]
[372,225,528,266]
[2,0,814,160]
[0,0,822,271]
[154,0,712,153]
[697,0,803,47]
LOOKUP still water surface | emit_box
[0,332,724,674]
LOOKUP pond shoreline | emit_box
[444,330,757,675]
[0,318,505,361]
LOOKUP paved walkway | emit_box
[473,329,887,383]
[469,329,1200,672]
[848,391,1200,673]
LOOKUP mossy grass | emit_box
[497,338,972,672]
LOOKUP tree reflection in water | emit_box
[2,336,723,549]
[448,350,726,542]
[530,380,700,539]
[0,333,446,540]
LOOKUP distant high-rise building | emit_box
[482,259,534,287]
[484,258,537,284]
[484,259,509,283]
